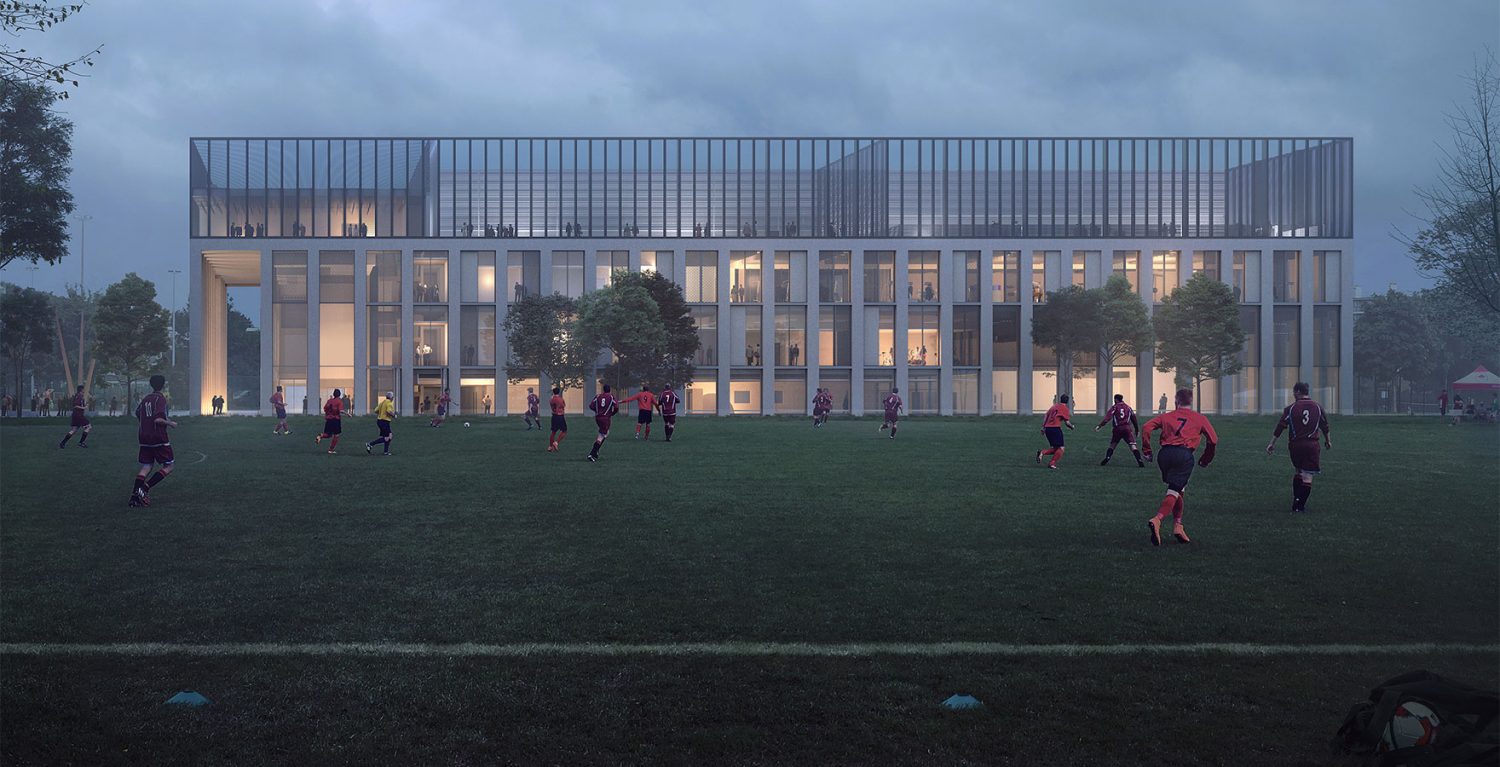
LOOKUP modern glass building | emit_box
[189,136,1354,417]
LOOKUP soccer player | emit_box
[1094,393,1144,467]
[586,384,620,462]
[1438,388,1449,417]
[879,386,903,438]
[366,391,397,455]
[58,384,91,448]
[270,385,290,435]
[1266,381,1332,513]
[1140,389,1219,546]
[524,387,541,431]
[810,387,827,427]
[128,374,178,507]
[657,384,679,442]
[430,388,451,427]
[547,386,568,452]
[621,384,657,440]
[314,388,346,454]
[1035,394,1076,469]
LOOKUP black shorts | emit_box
[551,414,567,432]
[1044,426,1065,448]
[1289,440,1321,474]
[137,444,174,467]
[1109,426,1136,446]
[377,420,392,438]
[323,419,342,436]
[1157,445,1196,493]
[662,414,676,425]
[637,409,653,424]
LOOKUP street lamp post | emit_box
[168,269,183,367]
[73,213,92,390]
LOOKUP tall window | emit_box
[368,306,401,366]
[992,306,1020,366]
[992,251,1020,302]
[596,250,629,289]
[1192,251,1221,282]
[1111,251,1139,293]
[908,251,939,302]
[690,307,717,365]
[1314,251,1341,302]
[773,251,806,303]
[865,306,894,366]
[819,251,851,303]
[908,306,940,365]
[819,306,851,366]
[460,251,496,302]
[318,251,355,402]
[460,306,496,366]
[413,252,447,303]
[954,251,980,302]
[863,251,895,302]
[730,251,762,303]
[1233,251,1261,302]
[774,307,806,366]
[366,250,401,303]
[413,306,448,367]
[1032,250,1059,303]
[1274,250,1300,302]
[1314,305,1341,409]
[953,306,980,366]
[1152,250,1180,301]
[1272,305,1300,404]
[272,251,308,411]
[1071,251,1091,287]
[733,307,762,366]
[686,251,718,303]
[551,251,584,298]
[507,251,540,301]
[641,250,674,281]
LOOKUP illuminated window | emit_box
[685,251,717,302]
[773,251,806,302]
[1111,251,1139,293]
[863,251,895,302]
[954,251,980,302]
[992,251,1020,302]
[1152,250,1179,301]
[774,307,806,366]
[819,251,850,303]
[730,251,762,303]
[551,251,584,298]
[1233,251,1261,302]
[1274,250,1300,302]
[461,251,496,302]
[596,250,629,289]
[507,251,540,301]
[413,252,448,303]
[864,306,894,366]
[907,251,939,302]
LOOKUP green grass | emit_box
[2,414,1497,765]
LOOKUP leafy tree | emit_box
[606,271,699,389]
[502,293,590,392]
[0,283,53,415]
[1095,276,1155,402]
[1031,285,1105,395]
[573,283,669,392]
[0,79,74,268]
[1153,274,1246,407]
[1400,53,1500,314]
[1353,289,1438,412]
[91,273,168,406]
[0,2,102,97]
[1420,284,1500,386]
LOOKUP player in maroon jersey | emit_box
[1266,381,1332,513]
[58,384,91,448]
[879,387,903,438]
[657,384,680,442]
[586,384,620,462]
[269,385,290,435]
[128,375,179,507]
[430,388,452,427]
[1140,389,1218,546]
[524,388,541,431]
[546,386,568,452]
[1094,393,1144,467]
[314,389,346,454]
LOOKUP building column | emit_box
[400,248,414,416]
[189,248,204,415]
[1136,250,1152,415]
[447,248,461,415]
[579,249,595,408]
[849,250,864,414]
[979,249,994,416]
[259,249,274,416]
[804,252,820,415]
[894,248,909,400]
[1019,247,1036,414]
[1339,246,1354,415]
[1259,249,1275,414]
[716,249,731,415]
[938,259,954,416]
[306,250,320,416]
[353,248,368,414]
[1218,248,1234,414]
[1299,248,1314,407]
[761,263,775,415]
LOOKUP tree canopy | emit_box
[1353,289,1436,412]
[1096,275,1155,372]
[1031,285,1104,393]
[0,283,53,412]
[502,292,590,391]
[0,2,102,98]
[0,79,74,268]
[91,273,168,404]
[1153,274,1246,405]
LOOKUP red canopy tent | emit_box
[1452,366,1500,392]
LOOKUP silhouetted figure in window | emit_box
[923,282,934,302]
[790,343,800,366]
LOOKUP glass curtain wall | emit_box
[318,250,355,406]
[272,250,308,412]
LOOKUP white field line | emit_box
[1,642,1495,658]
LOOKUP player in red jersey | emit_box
[1035,394,1076,469]
[586,384,620,462]
[314,389,346,454]
[524,388,541,431]
[1266,381,1332,513]
[58,384,91,448]
[620,384,657,440]
[656,384,679,442]
[430,388,452,427]
[811,387,833,427]
[269,385,290,434]
[128,375,178,507]
[1140,389,1219,546]
[546,386,568,452]
[878,387,903,438]
[1094,393,1144,467]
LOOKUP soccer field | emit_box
[2,414,1496,765]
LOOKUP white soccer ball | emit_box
[1379,701,1440,753]
[463,422,471,427]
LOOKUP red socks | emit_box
[1154,492,1178,522]
[1048,447,1064,467]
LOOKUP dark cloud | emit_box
[4,0,1495,303]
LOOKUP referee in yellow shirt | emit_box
[366,392,398,455]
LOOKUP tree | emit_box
[1421,284,1500,386]
[1153,274,1246,407]
[1095,276,1155,404]
[607,271,699,388]
[501,293,590,392]
[1,2,101,98]
[91,273,168,406]
[573,283,669,392]
[1353,289,1437,412]
[1031,285,1106,395]
[0,79,74,268]
[1400,52,1500,315]
[0,283,53,415]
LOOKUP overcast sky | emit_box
[4,0,1496,315]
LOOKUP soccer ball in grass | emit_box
[463,422,470,428]
[1378,701,1440,753]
